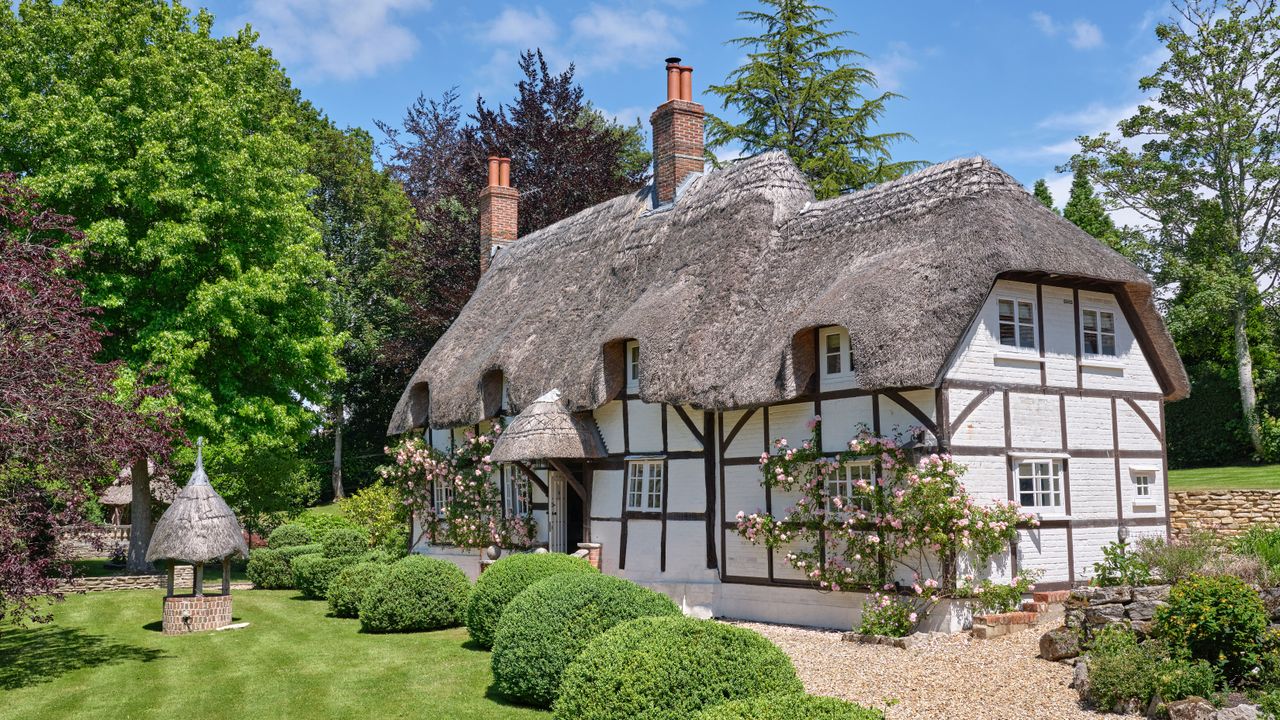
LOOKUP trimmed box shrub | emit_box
[277,543,323,560]
[553,616,803,720]
[492,573,681,707]
[293,553,355,600]
[321,528,369,558]
[358,555,471,633]
[294,511,359,543]
[267,523,313,549]
[246,548,292,589]
[694,693,884,720]
[1155,573,1268,680]
[327,561,390,618]
[465,552,598,648]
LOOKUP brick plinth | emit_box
[972,610,1040,639]
[577,542,602,570]
[162,594,232,635]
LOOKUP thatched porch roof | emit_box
[389,153,1189,433]
[490,389,608,462]
[146,444,248,564]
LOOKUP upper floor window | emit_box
[819,327,853,377]
[626,459,663,511]
[500,374,512,414]
[1133,471,1153,499]
[1017,459,1063,512]
[1081,308,1117,357]
[625,340,640,392]
[826,461,874,514]
[502,465,531,516]
[998,298,1036,350]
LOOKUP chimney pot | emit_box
[498,157,511,188]
[666,62,681,102]
[487,156,500,187]
[679,66,693,102]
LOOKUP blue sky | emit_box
[194,0,1172,206]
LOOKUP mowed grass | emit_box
[1168,464,1280,492]
[0,589,546,720]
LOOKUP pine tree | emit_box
[706,0,925,198]
[1063,173,1117,242]
[1032,179,1057,212]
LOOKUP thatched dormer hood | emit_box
[389,152,1189,433]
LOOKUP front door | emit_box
[547,471,567,553]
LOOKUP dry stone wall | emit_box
[55,565,195,593]
[1169,490,1280,539]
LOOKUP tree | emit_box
[706,0,925,198]
[1068,0,1280,457]
[1032,179,1057,212]
[1062,173,1119,246]
[0,175,178,623]
[0,0,343,544]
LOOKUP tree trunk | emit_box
[1233,300,1265,456]
[126,455,153,573]
[331,400,345,500]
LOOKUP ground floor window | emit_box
[826,461,875,513]
[433,476,454,517]
[1017,459,1063,512]
[502,465,532,516]
[626,460,663,511]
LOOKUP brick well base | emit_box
[162,594,232,635]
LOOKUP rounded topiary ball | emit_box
[358,555,471,633]
[292,553,355,599]
[553,616,803,720]
[246,548,292,589]
[465,552,598,648]
[492,573,682,707]
[321,527,370,558]
[693,693,884,720]
[267,523,313,549]
[327,561,390,618]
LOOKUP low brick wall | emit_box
[1169,489,1280,539]
[162,594,232,634]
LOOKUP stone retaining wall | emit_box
[55,565,195,593]
[1169,489,1280,539]
[1064,585,1170,641]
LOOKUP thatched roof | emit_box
[490,389,608,462]
[389,153,1189,433]
[146,443,248,564]
[100,461,178,506]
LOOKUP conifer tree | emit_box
[1063,173,1117,243]
[1032,179,1057,212]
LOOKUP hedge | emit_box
[246,548,291,589]
[321,528,370,558]
[292,553,356,600]
[553,616,803,720]
[293,511,359,543]
[267,523,313,549]
[491,573,681,707]
[694,694,884,720]
[358,555,471,633]
[465,552,598,648]
[327,561,391,618]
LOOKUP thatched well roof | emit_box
[146,443,248,564]
[100,461,178,506]
[490,389,608,462]
[389,153,1189,433]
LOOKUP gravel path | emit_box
[730,619,1137,720]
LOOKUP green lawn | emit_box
[1168,464,1280,492]
[0,589,545,720]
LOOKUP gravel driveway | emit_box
[731,619,1137,720]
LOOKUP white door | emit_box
[548,472,567,553]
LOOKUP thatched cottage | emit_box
[388,60,1189,629]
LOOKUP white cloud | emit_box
[485,6,559,48]
[1037,102,1138,132]
[569,6,680,73]
[1069,20,1103,49]
[868,42,923,92]
[240,0,431,82]
[1031,11,1056,36]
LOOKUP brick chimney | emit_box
[650,58,705,205]
[479,156,518,274]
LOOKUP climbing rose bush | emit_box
[735,419,1034,616]
[380,424,537,549]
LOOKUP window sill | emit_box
[993,351,1043,364]
[1031,513,1070,522]
[1079,358,1126,370]
[1131,502,1158,512]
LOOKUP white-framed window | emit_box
[997,297,1037,350]
[1081,308,1117,356]
[1133,472,1153,499]
[626,460,663,511]
[826,462,875,514]
[433,476,454,517]
[502,465,531,516]
[1017,459,1063,512]
[819,327,854,377]
[625,340,640,392]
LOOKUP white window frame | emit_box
[996,296,1037,351]
[1016,458,1063,513]
[826,461,875,514]
[1081,306,1118,357]
[625,340,640,392]
[503,465,531,517]
[433,476,454,518]
[1133,472,1152,498]
[626,459,663,511]
[819,327,854,378]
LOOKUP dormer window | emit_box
[819,327,853,378]
[625,340,640,392]
[500,374,512,414]
[998,297,1036,350]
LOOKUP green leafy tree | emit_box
[706,0,925,198]
[0,0,343,548]
[1068,0,1280,457]
[1032,179,1057,212]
